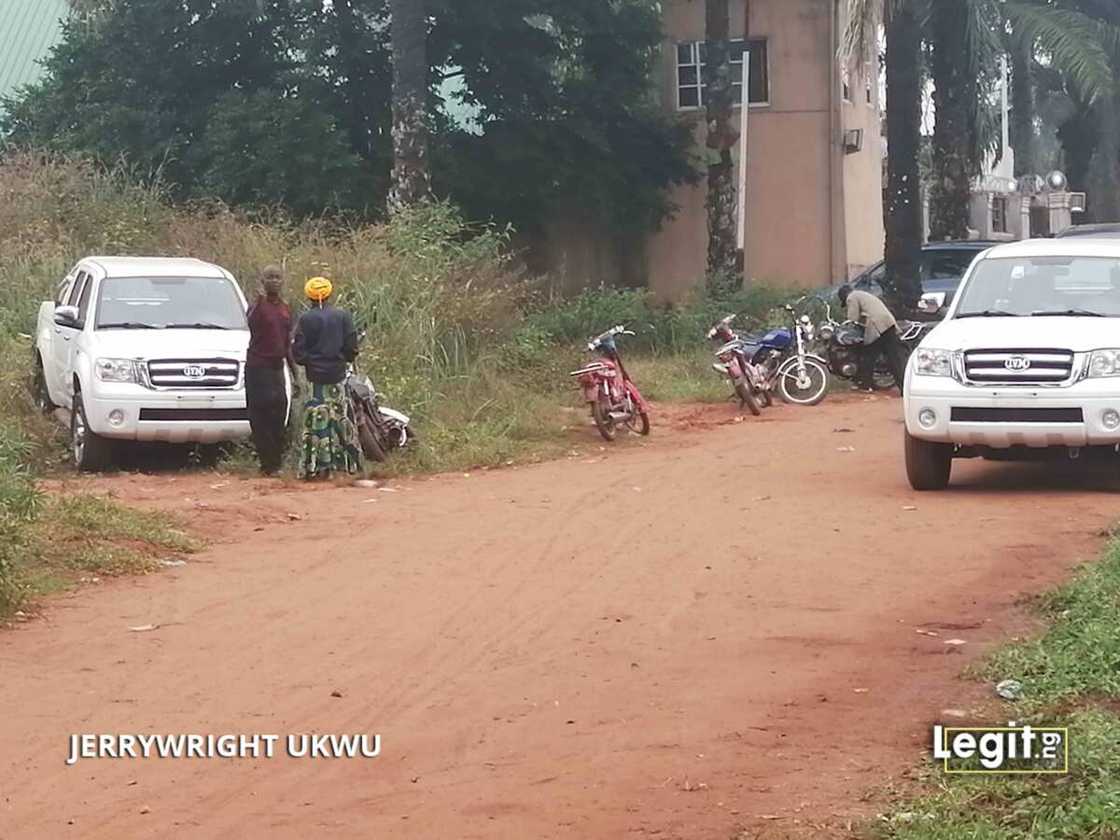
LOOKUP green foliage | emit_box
[875,709,1120,840]
[3,0,695,237]
[983,539,1120,707]
[524,284,791,354]
[875,534,1120,839]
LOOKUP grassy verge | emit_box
[17,494,201,602]
[872,539,1120,840]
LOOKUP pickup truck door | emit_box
[50,271,90,406]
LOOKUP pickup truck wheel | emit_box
[905,429,952,491]
[31,355,56,414]
[71,391,114,472]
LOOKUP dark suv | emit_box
[1054,223,1120,239]
[851,240,997,308]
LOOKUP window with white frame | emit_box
[675,38,769,109]
[992,196,1009,234]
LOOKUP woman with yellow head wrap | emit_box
[291,277,361,478]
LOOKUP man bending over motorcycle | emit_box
[837,284,907,395]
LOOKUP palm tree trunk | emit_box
[389,0,430,213]
[705,0,741,294]
[884,0,923,309]
[1009,35,1036,177]
[1089,90,1120,222]
[928,0,974,241]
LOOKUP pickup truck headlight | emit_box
[95,358,141,383]
[912,348,953,377]
[1087,349,1120,378]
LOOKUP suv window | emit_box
[956,256,1120,317]
[854,263,885,296]
[922,250,977,282]
[76,276,95,325]
[96,276,248,330]
[66,271,89,307]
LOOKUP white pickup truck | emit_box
[34,256,252,471]
[904,237,1120,490]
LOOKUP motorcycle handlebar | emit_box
[589,325,634,346]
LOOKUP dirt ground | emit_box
[1,395,1117,840]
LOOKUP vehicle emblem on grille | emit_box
[1004,356,1031,371]
[183,364,207,378]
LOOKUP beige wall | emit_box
[649,0,884,301]
[841,62,886,276]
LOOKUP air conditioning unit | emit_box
[843,129,863,154]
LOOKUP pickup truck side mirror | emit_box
[54,305,81,328]
[917,292,946,314]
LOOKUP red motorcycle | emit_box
[569,325,651,441]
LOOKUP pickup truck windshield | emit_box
[955,256,1120,318]
[95,276,247,330]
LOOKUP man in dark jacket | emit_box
[292,277,361,478]
[245,265,298,475]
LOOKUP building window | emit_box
[992,196,1009,234]
[676,38,769,109]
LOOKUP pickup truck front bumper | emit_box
[905,375,1120,449]
[85,384,251,443]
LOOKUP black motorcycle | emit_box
[817,303,931,390]
[344,365,413,462]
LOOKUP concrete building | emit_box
[648,0,884,300]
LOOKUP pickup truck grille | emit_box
[963,348,1074,384]
[147,358,240,389]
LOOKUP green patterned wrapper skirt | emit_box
[300,383,361,478]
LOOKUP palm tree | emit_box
[704,0,740,293]
[927,0,996,240]
[1002,0,1120,219]
[389,0,431,213]
[843,0,925,308]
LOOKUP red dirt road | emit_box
[1,397,1116,839]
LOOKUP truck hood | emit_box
[92,328,250,360]
[923,316,1120,353]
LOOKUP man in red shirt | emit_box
[245,265,298,475]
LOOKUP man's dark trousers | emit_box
[858,326,908,394]
[245,366,288,473]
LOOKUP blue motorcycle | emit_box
[708,304,831,407]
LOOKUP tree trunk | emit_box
[927,0,974,241]
[705,0,741,294]
[1088,91,1120,222]
[1058,99,1098,199]
[883,0,923,310]
[389,0,430,213]
[1009,36,1036,178]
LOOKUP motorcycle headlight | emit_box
[912,348,953,377]
[819,324,834,341]
[1087,349,1120,378]
[95,358,141,383]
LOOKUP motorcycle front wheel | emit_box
[735,382,762,416]
[591,400,617,442]
[777,358,830,406]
